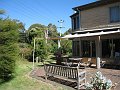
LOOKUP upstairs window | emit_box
[77,16,80,29]
[73,17,77,30]
[110,6,120,23]
[72,15,80,30]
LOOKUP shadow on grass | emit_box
[0,75,14,85]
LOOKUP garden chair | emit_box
[90,58,106,68]
[80,57,91,68]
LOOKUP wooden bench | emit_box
[44,64,86,90]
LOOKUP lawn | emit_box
[0,58,65,90]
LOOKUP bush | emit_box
[85,71,112,90]
[19,43,32,59]
[0,55,15,81]
[0,18,21,81]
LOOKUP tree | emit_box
[47,23,59,54]
[60,28,72,56]
[61,40,72,55]
[48,23,58,38]
[35,39,48,62]
[27,24,48,62]
[27,23,46,43]
[0,18,22,81]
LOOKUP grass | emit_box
[0,58,65,90]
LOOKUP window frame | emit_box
[72,15,80,30]
[110,6,120,23]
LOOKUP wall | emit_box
[80,2,120,29]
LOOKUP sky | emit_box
[0,0,96,33]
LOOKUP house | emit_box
[63,0,120,68]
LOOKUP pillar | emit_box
[58,39,60,48]
[110,39,114,58]
[79,39,82,57]
[96,36,101,69]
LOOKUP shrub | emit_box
[0,18,21,81]
[19,43,32,59]
[0,55,15,81]
[35,39,48,62]
[85,71,112,90]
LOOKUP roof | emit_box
[72,23,120,34]
[62,29,120,39]
[70,12,78,18]
[73,0,119,11]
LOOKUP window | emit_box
[81,40,96,57]
[110,6,120,23]
[77,16,80,29]
[73,17,77,30]
[72,15,80,30]
[72,41,80,57]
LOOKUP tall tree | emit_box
[47,23,59,53]
[27,23,48,62]
[27,23,46,43]
[48,23,58,37]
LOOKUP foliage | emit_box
[0,55,15,80]
[60,28,72,55]
[26,23,72,61]
[47,23,59,54]
[19,43,32,59]
[47,40,58,54]
[26,23,49,62]
[85,71,112,90]
[0,18,22,81]
[61,39,72,55]
[27,23,46,43]
[48,23,59,38]
[35,39,48,62]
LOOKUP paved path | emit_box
[30,67,120,90]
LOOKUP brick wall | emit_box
[80,2,120,29]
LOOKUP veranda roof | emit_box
[62,28,120,39]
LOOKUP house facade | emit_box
[69,0,120,68]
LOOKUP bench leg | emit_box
[77,78,80,90]
[45,73,48,80]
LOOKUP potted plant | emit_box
[85,71,112,90]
